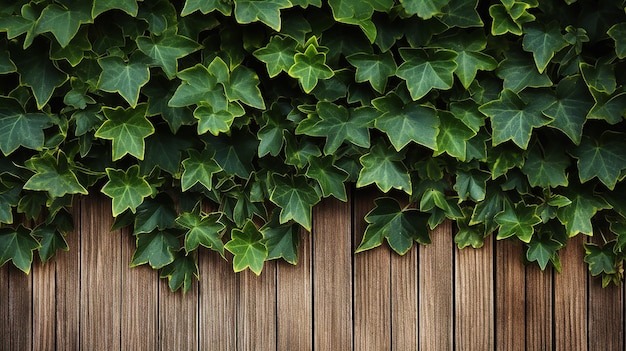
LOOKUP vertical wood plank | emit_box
[455,235,495,350]
[8,263,32,351]
[277,227,312,351]
[419,220,453,351]
[391,246,417,351]
[354,190,391,351]
[159,277,199,350]
[80,196,121,350]
[0,265,9,351]
[554,234,587,351]
[32,257,56,351]
[56,202,81,351]
[525,264,553,350]
[121,227,158,350]
[313,196,352,351]
[495,239,525,351]
[198,250,238,350]
[237,263,277,351]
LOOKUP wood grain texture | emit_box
[391,246,417,351]
[455,235,495,350]
[237,263,277,351]
[554,234,587,351]
[312,195,352,351]
[277,227,312,351]
[354,190,391,351]
[419,220,453,351]
[495,239,525,351]
[80,196,121,350]
[159,277,199,350]
[121,227,158,351]
[55,202,81,351]
[32,257,56,351]
[0,265,9,351]
[525,264,553,350]
[7,266,31,351]
[198,250,237,351]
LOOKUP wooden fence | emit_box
[1,191,624,350]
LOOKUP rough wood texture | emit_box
[495,239,525,351]
[237,264,277,351]
[526,264,553,350]
[159,278,199,350]
[391,246,417,351]
[312,195,352,351]
[32,258,56,351]
[0,265,9,349]
[7,266,31,351]
[419,220,453,351]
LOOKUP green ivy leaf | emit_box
[270,174,321,231]
[0,179,20,224]
[396,48,458,101]
[177,209,225,257]
[101,165,153,216]
[288,43,334,93]
[357,142,412,195]
[97,56,150,108]
[32,224,68,263]
[586,91,626,125]
[401,0,450,19]
[23,151,88,198]
[521,142,570,188]
[346,51,397,93]
[608,23,626,58]
[580,61,616,95]
[35,2,92,48]
[543,75,593,144]
[556,187,610,237]
[234,0,292,31]
[455,208,485,249]
[261,209,299,264]
[168,62,228,110]
[181,149,222,191]
[479,89,553,149]
[224,219,267,275]
[454,168,490,202]
[136,31,201,79]
[94,104,155,161]
[305,155,349,201]
[194,102,244,135]
[496,50,552,92]
[372,93,439,151]
[522,22,567,73]
[572,131,626,190]
[356,197,430,255]
[495,201,541,243]
[181,0,231,16]
[92,0,139,17]
[584,242,617,276]
[133,195,177,235]
[527,233,561,270]
[253,35,297,78]
[206,128,257,178]
[141,132,192,175]
[0,97,53,155]
[160,253,199,293]
[441,0,483,28]
[222,65,265,110]
[435,110,477,160]
[130,230,179,269]
[0,225,40,273]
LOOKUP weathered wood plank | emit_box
[495,239,525,351]
[313,195,352,351]
[7,266,31,351]
[121,227,158,350]
[391,246,417,351]
[525,263,553,350]
[419,221,453,351]
[554,234,587,351]
[237,263,277,351]
[455,235,495,350]
[0,264,9,350]
[32,257,56,351]
[277,227,312,351]
[55,202,81,351]
[198,250,237,350]
[354,190,392,351]
[159,276,199,350]
[80,196,121,350]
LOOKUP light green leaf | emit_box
[496,50,552,92]
[261,209,299,264]
[35,3,92,48]
[130,231,179,269]
[372,93,439,151]
[396,48,457,101]
[288,44,334,93]
[180,149,222,191]
[270,174,321,231]
[401,0,450,19]
[522,22,567,73]
[527,234,561,270]
[543,75,594,144]
[479,89,553,149]
[137,31,201,79]
[435,111,477,160]
[97,56,150,108]
[346,51,397,93]
[0,97,53,155]
[572,131,626,190]
[441,0,483,28]
[608,23,626,58]
[584,243,617,275]
[455,208,485,249]
[101,165,153,216]
[253,35,298,78]
[556,187,610,236]
[305,155,349,201]
[234,0,292,31]
[181,0,231,16]
[168,63,228,110]
[521,142,570,188]
[194,102,244,135]
[495,202,541,243]
[222,65,265,110]
[23,151,88,198]
[94,104,155,161]
[357,142,412,194]
[160,253,199,293]
[356,197,430,255]
[0,225,40,273]
[93,0,139,17]
[225,220,267,275]
[177,209,225,256]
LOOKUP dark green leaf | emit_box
[543,75,594,144]
[133,195,177,235]
[396,48,457,101]
[357,142,411,195]
[584,242,617,275]
[181,149,222,191]
[23,151,88,198]
[346,51,396,93]
[137,31,201,79]
[130,230,179,269]
[261,209,299,264]
[177,209,225,256]
[270,174,321,231]
[0,97,53,155]
[253,35,298,77]
[234,0,292,31]
[35,2,92,48]
[93,0,139,17]
[0,225,40,273]
[97,56,150,108]
[522,22,567,73]
[556,187,610,236]
[305,155,349,201]
[32,224,68,263]
[160,253,199,293]
[521,142,570,188]
[572,131,626,190]
[496,50,552,92]
[181,0,231,16]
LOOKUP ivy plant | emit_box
[1,0,626,291]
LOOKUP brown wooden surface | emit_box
[4,194,626,350]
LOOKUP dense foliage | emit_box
[1,0,626,291]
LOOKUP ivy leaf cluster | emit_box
[1,0,626,292]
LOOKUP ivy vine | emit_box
[1,0,626,291]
